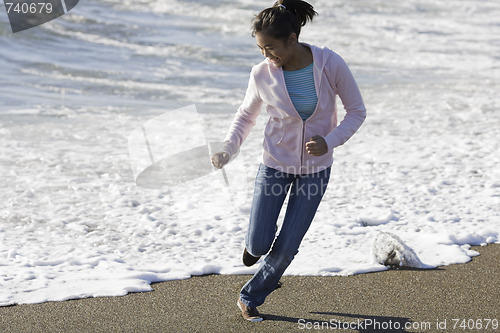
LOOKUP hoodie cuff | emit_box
[324,130,342,151]
[221,140,236,159]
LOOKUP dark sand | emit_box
[1,244,498,332]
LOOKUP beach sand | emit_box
[1,244,498,332]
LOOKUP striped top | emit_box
[283,62,318,120]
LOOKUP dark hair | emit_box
[252,0,318,40]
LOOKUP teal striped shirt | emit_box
[283,63,318,120]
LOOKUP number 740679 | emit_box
[452,319,498,330]
[5,2,54,14]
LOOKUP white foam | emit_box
[371,232,430,268]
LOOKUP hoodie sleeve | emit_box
[222,66,264,157]
[323,51,366,150]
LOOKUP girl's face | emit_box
[255,32,295,68]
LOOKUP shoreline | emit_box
[1,244,498,332]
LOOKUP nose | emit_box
[262,49,270,58]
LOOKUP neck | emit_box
[282,43,312,71]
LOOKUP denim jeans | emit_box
[240,163,331,308]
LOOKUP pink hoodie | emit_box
[222,43,366,175]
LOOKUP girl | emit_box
[211,0,366,322]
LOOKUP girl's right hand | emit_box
[211,152,230,169]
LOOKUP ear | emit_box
[287,33,298,45]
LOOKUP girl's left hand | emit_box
[305,135,328,156]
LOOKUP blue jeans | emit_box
[240,164,331,308]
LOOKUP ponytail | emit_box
[252,0,317,40]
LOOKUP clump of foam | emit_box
[371,232,430,268]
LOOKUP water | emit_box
[0,0,499,305]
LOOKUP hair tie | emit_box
[277,4,286,10]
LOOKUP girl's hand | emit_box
[211,152,230,169]
[305,135,328,156]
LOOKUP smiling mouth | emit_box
[268,57,280,65]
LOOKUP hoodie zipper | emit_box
[300,119,306,175]
[280,64,319,175]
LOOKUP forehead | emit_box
[255,32,283,47]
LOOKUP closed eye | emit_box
[257,44,274,52]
